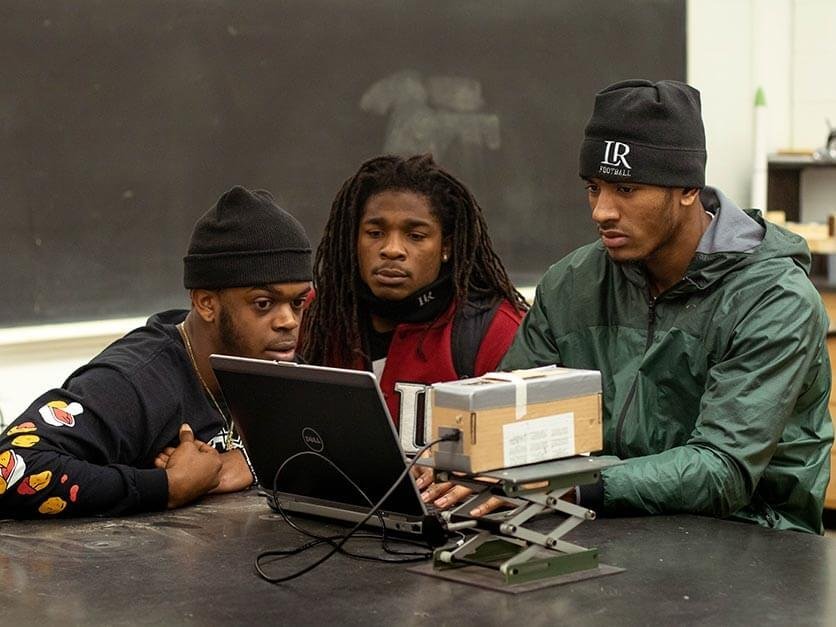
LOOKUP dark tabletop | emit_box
[1,491,834,626]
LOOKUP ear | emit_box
[442,238,452,263]
[680,187,701,207]
[190,289,221,323]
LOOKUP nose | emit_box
[271,303,300,332]
[590,187,620,226]
[380,232,407,259]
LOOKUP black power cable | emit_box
[255,433,460,584]
[264,452,431,561]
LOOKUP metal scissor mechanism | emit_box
[428,456,617,585]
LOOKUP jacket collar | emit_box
[618,186,769,297]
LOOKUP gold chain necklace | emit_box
[177,321,234,450]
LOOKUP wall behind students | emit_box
[0,1,686,327]
[689,0,836,216]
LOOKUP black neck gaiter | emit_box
[358,271,454,324]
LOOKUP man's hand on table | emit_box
[209,449,255,494]
[155,424,222,508]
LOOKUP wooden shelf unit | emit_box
[767,155,836,222]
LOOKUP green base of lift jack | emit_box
[434,539,599,585]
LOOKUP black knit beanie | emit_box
[183,186,312,289]
[579,79,706,188]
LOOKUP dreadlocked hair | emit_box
[301,154,528,368]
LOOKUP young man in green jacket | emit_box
[501,79,833,534]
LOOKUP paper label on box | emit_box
[502,412,575,467]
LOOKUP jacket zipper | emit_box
[613,295,658,458]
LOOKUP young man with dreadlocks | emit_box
[301,154,528,509]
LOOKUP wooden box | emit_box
[430,366,603,473]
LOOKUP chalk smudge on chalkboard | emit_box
[361,69,501,158]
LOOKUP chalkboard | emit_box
[1,1,685,326]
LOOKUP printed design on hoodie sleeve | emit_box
[0,450,27,495]
[16,470,53,495]
[6,422,37,435]
[10,435,40,448]
[38,496,67,515]
[38,400,84,428]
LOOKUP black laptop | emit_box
[210,354,447,545]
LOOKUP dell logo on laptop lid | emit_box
[302,427,324,452]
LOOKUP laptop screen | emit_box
[210,355,426,518]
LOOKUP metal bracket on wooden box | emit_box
[430,456,619,586]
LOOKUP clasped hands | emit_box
[154,424,253,509]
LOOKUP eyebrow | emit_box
[362,216,435,229]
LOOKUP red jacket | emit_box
[379,299,521,420]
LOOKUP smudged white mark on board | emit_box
[361,70,500,158]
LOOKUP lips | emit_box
[599,230,629,249]
[267,342,296,352]
[265,341,296,361]
[373,266,409,286]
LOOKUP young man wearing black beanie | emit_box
[501,79,832,534]
[0,186,312,518]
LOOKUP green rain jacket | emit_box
[502,188,833,534]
